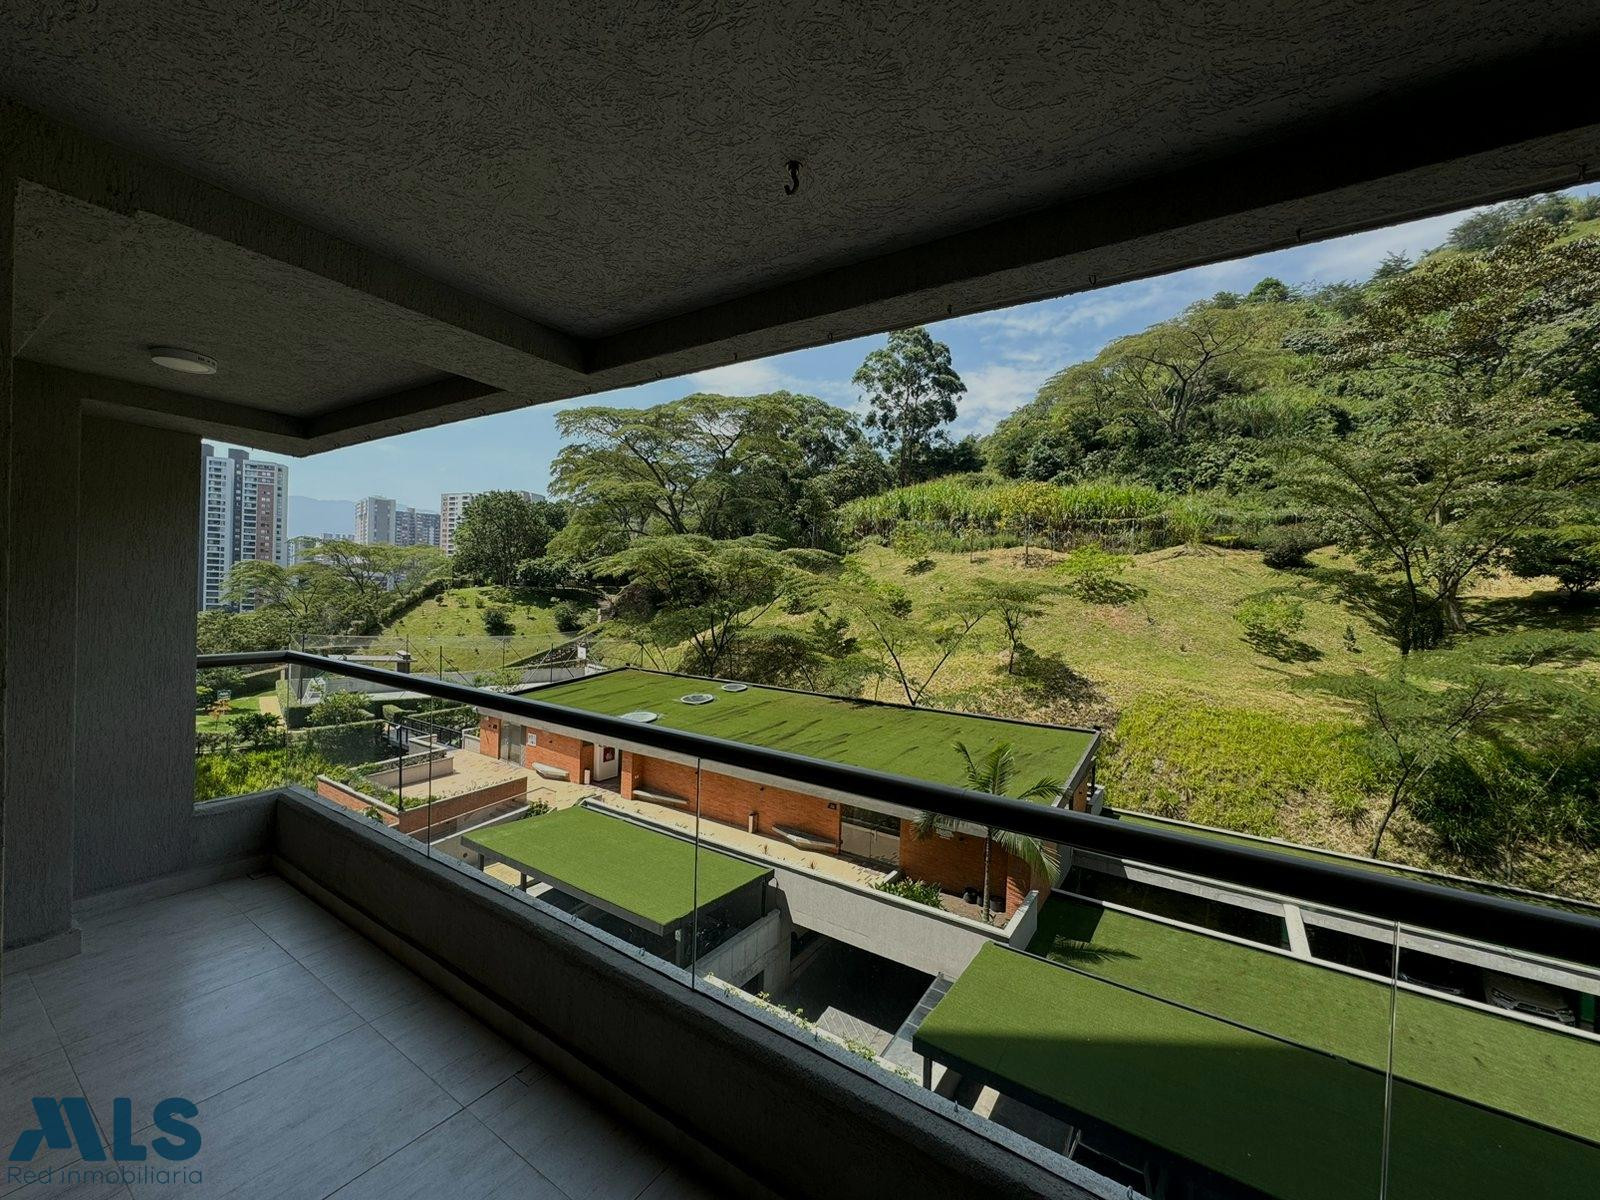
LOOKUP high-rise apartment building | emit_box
[198,444,289,610]
[355,496,439,547]
[439,490,540,555]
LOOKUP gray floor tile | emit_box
[205,872,301,914]
[73,889,237,950]
[129,1026,459,1200]
[0,1047,98,1197]
[0,974,62,1074]
[31,917,293,1048]
[295,932,439,1020]
[7,1173,130,1200]
[327,1109,565,1200]
[245,893,362,960]
[66,962,361,1133]
[370,990,530,1106]
[638,1165,730,1200]
[471,1076,670,1200]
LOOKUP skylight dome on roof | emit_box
[721,683,748,692]
[622,710,660,722]
[680,693,716,705]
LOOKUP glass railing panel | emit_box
[679,787,1399,1199]
[1385,920,1600,1200]
[194,661,292,803]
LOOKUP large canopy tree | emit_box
[453,491,565,586]
[550,391,883,557]
[853,327,966,486]
[590,534,832,678]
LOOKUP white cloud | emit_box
[952,363,1052,435]
[686,359,784,393]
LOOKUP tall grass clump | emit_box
[841,476,1172,549]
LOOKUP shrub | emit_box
[482,605,515,636]
[872,877,944,909]
[1508,525,1600,594]
[1057,545,1132,602]
[553,600,589,633]
[1260,525,1321,569]
[306,691,373,726]
[1233,593,1308,654]
[516,556,570,591]
[228,710,281,750]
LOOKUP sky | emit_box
[211,185,1600,525]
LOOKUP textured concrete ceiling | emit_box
[4,1,1600,451]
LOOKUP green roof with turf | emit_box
[520,668,1095,794]
[463,805,770,931]
[915,897,1600,1200]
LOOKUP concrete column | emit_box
[73,414,199,897]
[0,163,12,971]
[2,364,81,959]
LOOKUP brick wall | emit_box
[623,752,840,844]
[316,776,395,826]
[478,715,501,759]
[525,728,591,782]
[897,821,1032,913]
[394,776,527,835]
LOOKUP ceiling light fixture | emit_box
[149,346,219,375]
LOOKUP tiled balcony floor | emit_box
[1,873,730,1200]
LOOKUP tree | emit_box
[853,327,966,486]
[913,741,1062,919]
[972,577,1056,673]
[591,535,824,678]
[1294,221,1600,644]
[996,481,1057,566]
[552,392,876,551]
[454,492,564,586]
[482,606,515,636]
[1322,668,1507,857]
[827,565,989,706]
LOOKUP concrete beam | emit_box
[32,365,310,454]
[0,99,588,381]
[591,42,1600,377]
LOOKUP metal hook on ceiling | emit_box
[784,160,801,196]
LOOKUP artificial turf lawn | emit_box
[463,806,770,930]
[529,668,1095,793]
[913,900,1600,1200]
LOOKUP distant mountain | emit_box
[289,495,356,540]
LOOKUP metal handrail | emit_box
[200,649,1600,965]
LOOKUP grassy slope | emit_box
[464,806,769,927]
[379,585,567,668]
[916,938,1600,1200]
[831,543,1596,887]
[533,668,1095,792]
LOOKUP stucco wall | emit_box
[73,414,199,896]
[3,366,81,950]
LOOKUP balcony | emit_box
[7,16,1600,1196]
[120,652,1600,1199]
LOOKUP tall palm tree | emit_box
[913,741,1063,920]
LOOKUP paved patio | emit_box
[0,873,731,1199]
